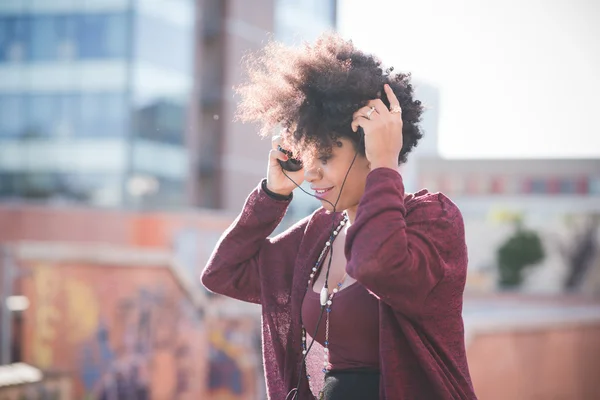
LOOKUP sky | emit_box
[338,0,600,159]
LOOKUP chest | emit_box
[311,230,356,294]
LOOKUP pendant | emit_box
[320,287,328,306]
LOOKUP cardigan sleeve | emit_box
[201,180,309,304]
[344,168,467,318]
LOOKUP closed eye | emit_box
[318,155,331,164]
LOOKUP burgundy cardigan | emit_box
[202,168,477,400]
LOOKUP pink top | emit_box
[301,282,380,371]
[202,168,477,399]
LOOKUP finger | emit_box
[271,135,282,150]
[366,99,387,115]
[352,106,379,122]
[384,84,401,109]
[351,115,374,133]
[269,148,289,161]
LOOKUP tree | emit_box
[496,218,545,288]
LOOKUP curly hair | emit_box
[236,32,424,165]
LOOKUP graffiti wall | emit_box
[19,261,207,400]
[2,205,266,399]
[205,316,264,400]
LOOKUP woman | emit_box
[202,33,477,400]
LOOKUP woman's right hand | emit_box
[266,135,304,196]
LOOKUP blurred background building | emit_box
[197,0,336,212]
[0,0,195,209]
[0,0,337,399]
[0,0,335,212]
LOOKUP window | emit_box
[29,15,57,61]
[530,178,547,194]
[25,94,61,137]
[576,177,589,194]
[546,178,560,194]
[0,17,9,60]
[28,14,76,61]
[559,178,577,194]
[55,93,80,138]
[0,94,26,137]
[80,92,127,137]
[520,178,532,194]
[136,100,185,144]
[0,16,28,62]
[3,92,126,138]
[490,176,505,194]
[104,92,127,136]
[76,13,128,59]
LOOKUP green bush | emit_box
[497,225,545,288]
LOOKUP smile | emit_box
[313,187,333,196]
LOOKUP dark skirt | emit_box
[320,368,380,400]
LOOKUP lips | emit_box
[312,187,333,197]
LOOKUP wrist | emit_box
[262,180,293,200]
[369,158,398,171]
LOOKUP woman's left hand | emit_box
[351,84,403,170]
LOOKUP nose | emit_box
[303,162,322,183]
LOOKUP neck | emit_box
[344,205,357,225]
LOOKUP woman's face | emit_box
[302,137,371,215]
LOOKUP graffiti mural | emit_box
[206,317,264,400]
[20,262,206,400]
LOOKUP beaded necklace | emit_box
[301,212,348,395]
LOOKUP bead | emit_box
[323,361,328,366]
[324,341,329,345]
[340,221,345,226]
[324,348,329,353]
[324,354,328,359]
[312,267,317,272]
[326,300,332,306]
[322,368,327,373]
[302,350,307,355]
[332,288,338,293]
[307,375,311,380]
[326,308,331,312]
[326,241,331,246]
[309,273,314,278]
[333,231,338,235]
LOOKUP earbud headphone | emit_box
[284,128,364,400]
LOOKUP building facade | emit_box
[0,0,196,208]
[0,0,337,212]
[196,0,337,212]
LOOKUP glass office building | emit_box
[0,0,195,208]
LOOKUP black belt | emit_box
[320,368,380,400]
